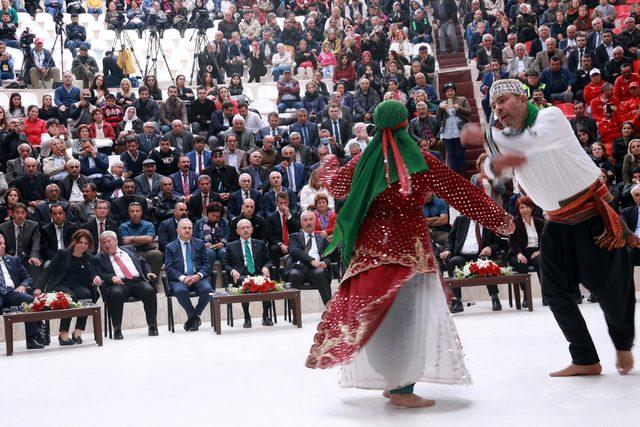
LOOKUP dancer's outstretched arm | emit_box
[421,149,514,235]
[316,154,362,200]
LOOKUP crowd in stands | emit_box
[1,0,640,349]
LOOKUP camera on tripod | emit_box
[19,27,35,54]
[147,12,158,30]
[115,11,126,29]
[194,9,209,31]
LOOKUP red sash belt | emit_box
[547,180,637,251]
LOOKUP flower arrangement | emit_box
[21,292,80,312]
[228,276,285,295]
[454,259,512,279]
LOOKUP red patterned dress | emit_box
[306,150,512,389]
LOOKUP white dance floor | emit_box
[2,298,638,426]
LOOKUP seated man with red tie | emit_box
[285,210,333,305]
[439,214,504,313]
[95,231,158,340]
[164,219,213,331]
[169,156,199,200]
[223,219,273,328]
[187,175,221,222]
[186,136,212,175]
[266,191,301,280]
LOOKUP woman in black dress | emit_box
[38,229,102,345]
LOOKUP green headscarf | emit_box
[324,100,429,265]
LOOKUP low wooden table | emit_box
[210,290,302,335]
[443,273,533,311]
[3,306,103,356]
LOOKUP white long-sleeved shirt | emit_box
[485,106,600,211]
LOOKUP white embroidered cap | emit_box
[489,79,526,105]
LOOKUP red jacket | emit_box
[314,210,337,237]
[24,118,47,147]
[622,96,640,120]
[613,74,640,103]
[89,122,116,142]
[590,95,621,122]
[598,116,623,156]
[583,81,604,107]
[332,64,357,84]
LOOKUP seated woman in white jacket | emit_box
[299,169,335,211]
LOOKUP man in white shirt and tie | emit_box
[41,204,77,265]
[284,211,333,305]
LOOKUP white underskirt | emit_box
[339,272,472,390]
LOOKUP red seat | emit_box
[633,60,640,74]
[556,103,575,119]
[615,5,632,16]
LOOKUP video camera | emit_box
[19,28,35,53]
[193,9,209,30]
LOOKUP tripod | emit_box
[43,20,66,88]
[111,25,142,74]
[189,27,210,85]
[144,27,173,81]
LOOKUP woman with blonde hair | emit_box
[116,78,136,108]
[300,169,335,211]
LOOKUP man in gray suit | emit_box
[506,43,535,79]
[533,37,566,73]
[165,120,195,154]
[0,203,42,285]
[134,159,165,199]
[5,143,32,185]
[73,182,100,224]
[222,115,256,153]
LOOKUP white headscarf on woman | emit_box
[122,107,138,132]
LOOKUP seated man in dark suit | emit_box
[95,231,158,340]
[274,145,307,194]
[32,183,73,226]
[257,111,289,147]
[240,151,270,194]
[164,219,213,331]
[288,109,319,148]
[158,202,188,251]
[622,184,640,265]
[259,171,297,218]
[229,198,268,242]
[285,210,332,305]
[187,175,221,222]
[228,173,261,220]
[153,177,185,222]
[112,179,152,223]
[207,101,235,148]
[73,183,99,224]
[80,199,122,255]
[134,159,164,199]
[137,122,161,155]
[439,214,503,313]
[0,203,42,287]
[40,204,78,265]
[186,136,212,174]
[223,218,273,328]
[98,160,126,201]
[169,156,199,198]
[58,159,90,204]
[12,157,49,209]
[202,147,240,202]
[0,234,45,350]
[79,139,110,180]
[266,191,301,280]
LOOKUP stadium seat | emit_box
[276,17,285,30]
[162,28,181,41]
[78,13,94,25]
[6,47,22,70]
[257,85,279,100]
[35,13,53,24]
[556,103,575,119]
[88,20,104,34]
[20,92,40,108]
[252,98,278,115]
[99,29,116,44]
[0,92,9,108]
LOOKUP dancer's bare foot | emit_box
[616,351,634,375]
[549,363,602,377]
[383,390,391,399]
[390,393,436,408]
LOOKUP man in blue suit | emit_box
[288,109,320,148]
[158,202,188,251]
[169,156,199,198]
[480,58,510,120]
[256,112,289,147]
[274,146,307,194]
[164,219,213,331]
[0,234,45,350]
[207,102,235,148]
[79,140,110,180]
[186,137,212,174]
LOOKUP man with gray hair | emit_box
[164,218,212,331]
[476,33,502,78]
[59,158,89,204]
[222,114,256,153]
[534,37,566,73]
[506,43,535,79]
[95,230,158,339]
[353,78,380,122]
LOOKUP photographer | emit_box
[189,0,212,31]
[71,45,99,88]
[0,41,15,81]
[65,13,90,58]
[0,11,19,48]
[197,42,224,85]
[24,37,61,89]
[532,89,551,110]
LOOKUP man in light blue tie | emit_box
[165,219,213,331]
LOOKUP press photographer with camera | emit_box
[147,1,168,35]
[65,13,90,58]
[23,37,61,89]
[197,42,224,85]
[0,41,15,82]
[71,45,99,88]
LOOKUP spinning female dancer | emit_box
[306,100,514,408]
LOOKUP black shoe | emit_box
[450,298,464,313]
[243,319,252,328]
[195,315,202,327]
[522,298,529,309]
[262,317,274,327]
[26,337,45,350]
[148,325,159,336]
[183,317,193,331]
[491,297,502,311]
[188,320,199,332]
[576,294,583,304]
[58,335,75,346]
[587,294,599,303]
[114,330,124,340]
[72,334,83,344]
